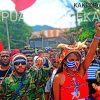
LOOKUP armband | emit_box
[94,35,100,40]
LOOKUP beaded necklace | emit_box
[66,68,80,99]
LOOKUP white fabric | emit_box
[45,68,58,92]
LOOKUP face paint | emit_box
[66,60,75,68]
[75,61,80,68]
[66,60,80,68]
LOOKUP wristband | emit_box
[94,35,100,40]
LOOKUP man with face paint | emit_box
[53,22,100,100]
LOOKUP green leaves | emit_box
[0,10,32,49]
[78,0,100,41]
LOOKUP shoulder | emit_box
[3,75,14,85]
[55,72,64,78]
[53,72,65,85]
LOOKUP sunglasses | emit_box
[14,60,27,66]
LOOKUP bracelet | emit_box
[94,35,100,40]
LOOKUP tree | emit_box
[60,0,100,41]
[0,10,32,50]
[78,0,100,41]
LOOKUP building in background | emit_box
[29,28,69,49]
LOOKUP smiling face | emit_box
[64,52,81,71]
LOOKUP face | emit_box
[14,59,27,74]
[27,56,33,67]
[0,52,10,66]
[53,59,60,68]
[35,57,43,68]
[43,53,49,58]
[65,52,81,71]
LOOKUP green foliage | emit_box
[0,10,32,49]
[78,0,100,41]
[60,0,100,42]
[79,31,92,41]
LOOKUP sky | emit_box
[0,0,80,28]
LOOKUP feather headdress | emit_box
[57,41,87,50]
[57,41,87,62]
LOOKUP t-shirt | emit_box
[0,67,12,80]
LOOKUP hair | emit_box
[56,52,81,74]
[26,54,33,57]
[0,50,10,56]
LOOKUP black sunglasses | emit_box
[14,61,26,66]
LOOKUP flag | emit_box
[0,41,4,52]
[12,0,36,11]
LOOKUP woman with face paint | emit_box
[53,22,100,100]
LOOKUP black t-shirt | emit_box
[0,67,12,79]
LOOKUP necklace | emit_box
[66,68,80,99]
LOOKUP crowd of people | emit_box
[0,22,100,100]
